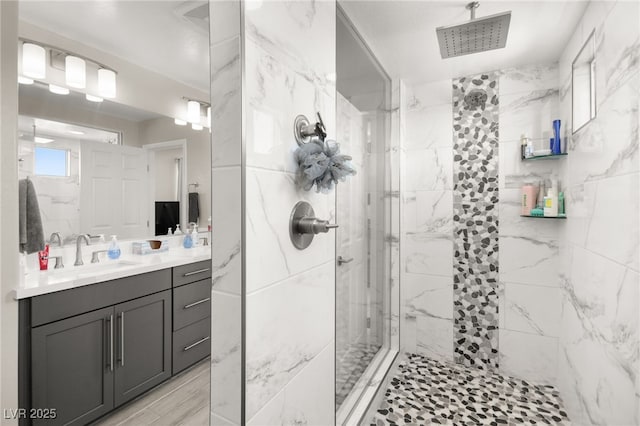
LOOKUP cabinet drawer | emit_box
[172,317,210,375]
[173,279,211,331]
[172,260,212,288]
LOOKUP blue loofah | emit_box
[294,139,356,193]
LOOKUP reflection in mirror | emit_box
[572,29,596,133]
[17,1,211,424]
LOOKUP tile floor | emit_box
[91,359,209,426]
[336,342,382,407]
[371,354,570,425]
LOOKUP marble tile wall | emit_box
[556,1,640,424]
[242,1,336,424]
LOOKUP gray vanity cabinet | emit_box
[31,307,114,426]
[113,290,171,407]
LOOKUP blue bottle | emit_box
[183,233,193,249]
[107,235,121,260]
[552,119,562,154]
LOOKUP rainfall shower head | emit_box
[436,2,511,59]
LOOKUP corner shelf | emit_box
[520,215,567,219]
[522,153,568,161]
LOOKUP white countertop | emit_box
[14,244,211,299]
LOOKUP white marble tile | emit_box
[502,282,561,337]
[248,342,335,426]
[404,103,452,151]
[211,291,242,424]
[499,329,558,385]
[209,0,240,46]
[211,412,237,426]
[403,190,453,235]
[403,273,453,321]
[211,37,242,168]
[245,261,334,419]
[211,167,242,295]
[499,89,560,143]
[498,63,559,96]
[404,233,453,277]
[416,317,453,363]
[406,79,452,109]
[245,168,335,293]
[584,173,639,270]
[402,314,417,354]
[499,235,560,287]
[403,147,453,191]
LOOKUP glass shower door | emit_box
[335,6,394,418]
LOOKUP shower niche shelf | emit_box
[520,215,567,219]
[522,153,568,161]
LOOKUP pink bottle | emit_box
[521,185,538,215]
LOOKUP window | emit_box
[34,147,69,176]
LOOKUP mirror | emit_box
[17,1,211,244]
[572,29,596,133]
[17,1,211,422]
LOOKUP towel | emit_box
[188,192,200,224]
[19,178,45,254]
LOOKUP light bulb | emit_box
[49,84,69,95]
[65,55,86,89]
[86,94,103,103]
[187,101,200,124]
[98,68,116,98]
[22,43,46,79]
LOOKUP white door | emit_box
[80,141,149,238]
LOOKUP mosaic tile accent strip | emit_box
[371,354,570,425]
[452,73,500,370]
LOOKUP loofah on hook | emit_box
[294,139,356,193]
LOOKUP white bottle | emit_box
[544,183,559,217]
[174,224,183,235]
[192,227,199,247]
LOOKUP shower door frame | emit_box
[335,4,400,424]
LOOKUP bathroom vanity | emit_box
[16,256,212,426]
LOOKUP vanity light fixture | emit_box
[187,100,201,124]
[49,84,70,95]
[206,106,211,128]
[175,118,187,126]
[18,76,34,85]
[98,68,117,98]
[68,130,85,135]
[34,136,55,144]
[191,123,203,131]
[22,42,46,79]
[65,55,86,89]
[85,94,104,103]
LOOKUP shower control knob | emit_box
[289,201,338,250]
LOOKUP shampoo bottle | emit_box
[107,235,121,260]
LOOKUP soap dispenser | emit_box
[174,224,183,235]
[107,235,121,260]
[182,230,193,249]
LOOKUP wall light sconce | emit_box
[85,94,103,103]
[65,55,86,89]
[187,100,201,124]
[175,118,187,126]
[206,107,211,128]
[22,42,46,79]
[98,68,117,98]
[192,123,203,131]
[18,76,34,85]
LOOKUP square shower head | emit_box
[436,10,511,59]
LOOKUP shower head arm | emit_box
[466,1,480,20]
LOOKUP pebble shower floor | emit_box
[371,354,570,425]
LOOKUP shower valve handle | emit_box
[295,216,339,235]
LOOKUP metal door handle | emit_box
[183,336,210,352]
[184,297,211,309]
[183,268,210,277]
[108,314,113,372]
[119,312,125,367]
[337,256,354,265]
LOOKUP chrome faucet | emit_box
[74,234,91,266]
[49,232,63,247]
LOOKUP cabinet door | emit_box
[113,290,171,407]
[31,307,114,426]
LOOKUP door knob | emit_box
[289,201,338,250]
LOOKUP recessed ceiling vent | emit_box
[436,2,511,59]
[174,1,209,35]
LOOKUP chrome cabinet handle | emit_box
[183,268,210,277]
[183,336,210,352]
[108,314,113,372]
[184,297,211,309]
[337,256,354,266]
[119,312,125,367]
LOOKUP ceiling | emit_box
[18,115,120,145]
[18,1,210,92]
[340,0,589,85]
